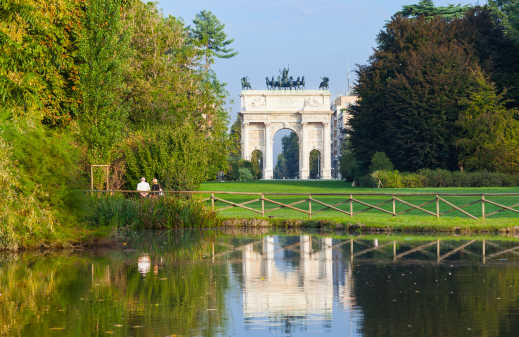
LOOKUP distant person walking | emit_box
[151,178,163,198]
[136,177,151,198]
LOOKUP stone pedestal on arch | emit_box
[240,90,332,180]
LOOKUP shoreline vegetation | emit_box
[3,1,519,252]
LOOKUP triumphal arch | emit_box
[240,89,332,180]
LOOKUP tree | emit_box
[120,1,229,186]
[339,141,360,181]
[78,0,129,164]
[273,133,299,179]
[369,152,394,173]
[457,7,519,108]
[350,16,481,172]
[229,117,242,160]
[456,74,519,173]
[398,0,471,19]
[274,154,289,179]
[190,10,237,69]
[0,0,82,125]
[489,0,519,43]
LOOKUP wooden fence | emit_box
[92,190,519,220]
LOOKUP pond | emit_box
[2,230,519,337]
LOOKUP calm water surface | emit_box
[2,230,519,337]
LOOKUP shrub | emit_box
[369,152,394,173]
[340,151,360,181]
[372,168,519,188]
[85,194,220,229]
[238,167,254,181]
[418,169,453,187]
[0,121,83,250]
[371,170,403,188]
[357,175,377,187]
[401,173,425,188]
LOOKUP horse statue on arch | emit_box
[241,76,252,90]
[319,77,329,90]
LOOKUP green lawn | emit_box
[198,181,519,230]
[200,180,519,194]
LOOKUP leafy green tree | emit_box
[0,0,82,125]
[398,0,471,19]
[369,152,394,173]
[229,117,242,160]
[123,123,217,190]
[274,154,289,179]
[120,1,229,186]
[339,141,360,181]
[78,0,130,164]
[190,10,237,69]
[350,16,481,172]
[489,0,519,43]
[456,74,519,173]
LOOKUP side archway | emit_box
[309,149,321,179]
[251,149,263,179]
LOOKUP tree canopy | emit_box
[397,0,471,19]
[190,10,237,68]
[349,7,519,174]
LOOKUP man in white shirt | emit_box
[136,177,151,198]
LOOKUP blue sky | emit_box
[158,0,481,123]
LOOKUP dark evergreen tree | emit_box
[457,7,519,108]
[398,0,471,19]
[350,16,481,172]
[489,0,519,43]
[190,10,237,69]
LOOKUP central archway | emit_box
[273,129,299,179]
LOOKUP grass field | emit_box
[198,181,519,230]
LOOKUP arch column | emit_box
[322,121,332,179]
[241,122,250,160]
[299,122,310,179]
[263,122,273,179]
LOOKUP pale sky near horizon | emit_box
[158,0,481,124]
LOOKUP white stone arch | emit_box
[241,90,332,180]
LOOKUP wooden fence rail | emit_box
[89,190,519,220]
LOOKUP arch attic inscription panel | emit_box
[240,90,332,179]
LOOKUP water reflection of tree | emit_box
[0,232,230,337]
[352,262,519,337]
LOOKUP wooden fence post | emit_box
[261,193,265,217]
[349,194,353,217]
[482,239,486,264]
[90,165,94,193]
[308,194,312,219]
[481,194,486,219]
[392,195,396,216]
[436,240,440,263]
[106,165,110,192]
[436,194,440,219]
[211,193,215,211]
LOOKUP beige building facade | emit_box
[331,95,357,178]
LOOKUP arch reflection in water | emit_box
[241,235,355,322]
